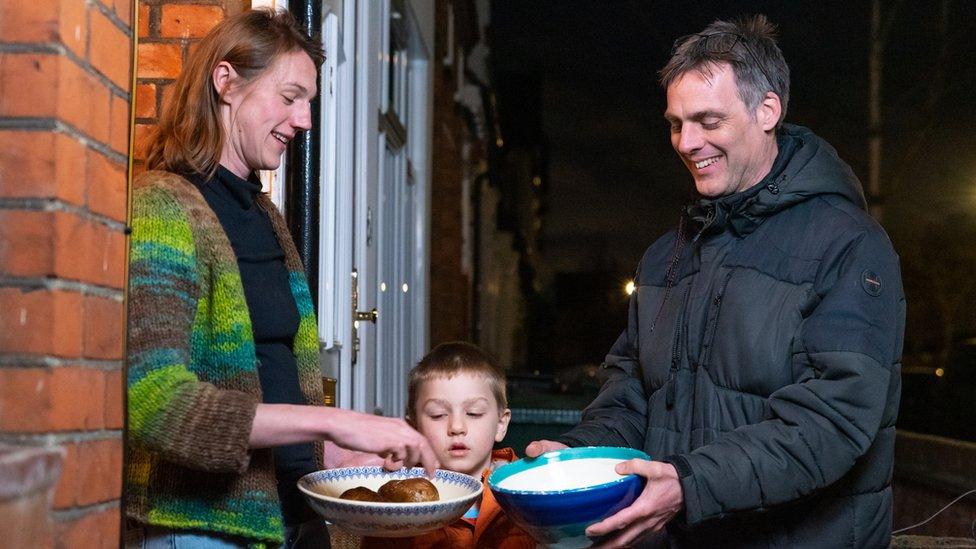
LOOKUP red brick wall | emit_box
[133,0,246,169]
[0,0,131,544]
[429,0,474,345]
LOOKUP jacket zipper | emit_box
[666,283,693,409]
[664,211,709,409]
[698,268,736,372]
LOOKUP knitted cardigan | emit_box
[126,170,324,545]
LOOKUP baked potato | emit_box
[378,478,440,502]
[339,486,386,502]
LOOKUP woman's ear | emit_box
[212,61,238,98]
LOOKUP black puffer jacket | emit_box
[559,125,905,548]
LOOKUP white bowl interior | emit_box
[495,457,627,492]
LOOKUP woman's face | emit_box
[216,49,318,179]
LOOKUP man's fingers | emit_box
[585,504,641,537]
[615,458,653,477]
[525,440,567,458]
[591,516,664,549]
[614,460,632,476]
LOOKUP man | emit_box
[527,15,905,548]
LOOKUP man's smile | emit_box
[694,156,722,170]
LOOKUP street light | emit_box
[624,280,636,296]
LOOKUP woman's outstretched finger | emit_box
[383,454,402,471]
[418,440,439,476]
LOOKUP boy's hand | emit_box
[525,439,568,458]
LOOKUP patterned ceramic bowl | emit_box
[298,466,483,538]
[488,446,650,548]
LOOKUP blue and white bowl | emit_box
[298,466,482,538]
[488,446,649,548]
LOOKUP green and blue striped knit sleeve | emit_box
[127,174,258,473]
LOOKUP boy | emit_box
[362,342,536,548]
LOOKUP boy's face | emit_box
[413,372,511,477]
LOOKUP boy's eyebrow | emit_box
[422,396,491,407]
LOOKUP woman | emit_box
[126,9,437,548]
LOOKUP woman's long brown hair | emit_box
[145,8,324,177]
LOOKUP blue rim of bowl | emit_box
[297,466,483,509]
[488,446,651,496]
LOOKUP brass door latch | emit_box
[351,269,379,364]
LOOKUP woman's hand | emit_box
[324,407,439,475]
[322,441,384,469]
[250,404,439,475]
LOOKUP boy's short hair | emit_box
[406,341,508,420]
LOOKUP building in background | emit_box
[442,0,549,372]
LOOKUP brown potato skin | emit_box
[378,478,440,502]
[339,486,386,502]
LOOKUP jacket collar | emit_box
[472,447,517,538]
[684,124,868,240]
[686,131,799,239]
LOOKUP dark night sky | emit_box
[490,1,976,284]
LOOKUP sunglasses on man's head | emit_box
[673,31,775,92]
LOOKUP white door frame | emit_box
[321,0,358,410]
[255,0,432,414]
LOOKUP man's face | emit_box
[665,63,779,198]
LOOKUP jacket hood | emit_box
[689,124,867,237]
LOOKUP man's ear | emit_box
[757,91,782,132]
[212,61,238,98]
[495,408,511,443]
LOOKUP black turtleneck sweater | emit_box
[188,166,317,526]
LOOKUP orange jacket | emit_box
[362,448,536,549]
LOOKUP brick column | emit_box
[0,0,131,545]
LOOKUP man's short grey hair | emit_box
[659,15,790,128]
